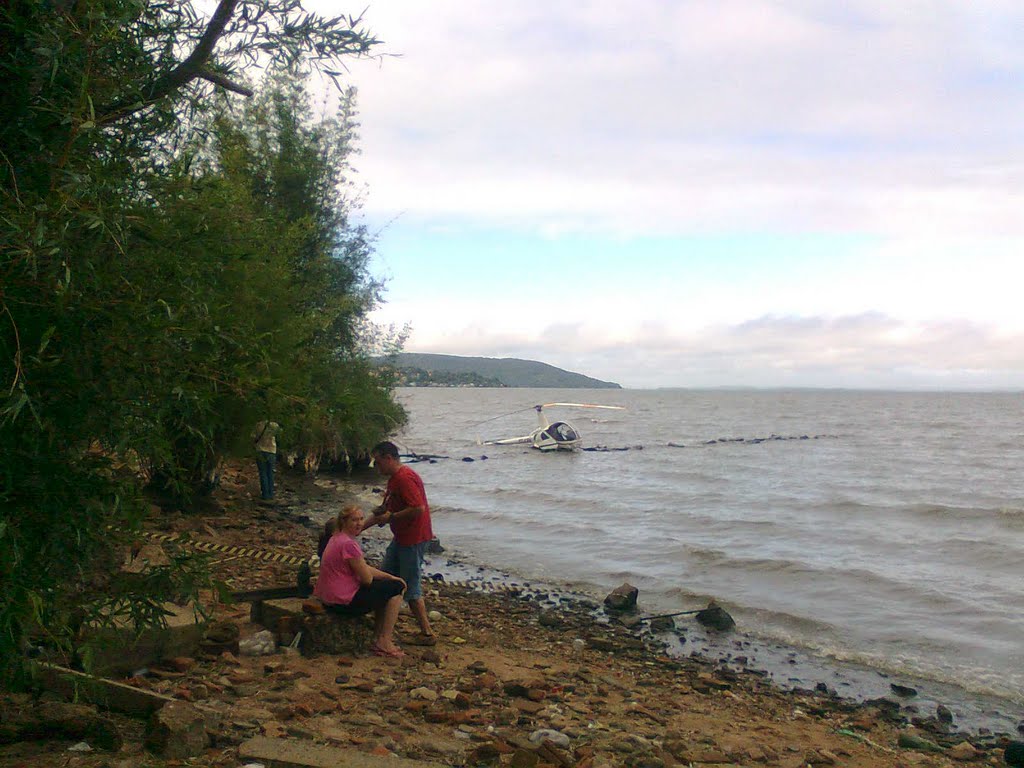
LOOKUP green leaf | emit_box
[37,326,56,355]
[2,392,29,422]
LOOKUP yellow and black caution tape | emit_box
[126,528,317,568]
[122,528,543,597]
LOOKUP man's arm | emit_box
[388,504,423,523]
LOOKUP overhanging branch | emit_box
[98,0,241,123]
[198,69,253,97]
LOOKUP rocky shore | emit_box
[2,464,1022,768]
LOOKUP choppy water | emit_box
[389,387,1024,727]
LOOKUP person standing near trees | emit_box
[363,441,437,645]
[252,419,281,501]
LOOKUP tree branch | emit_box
[98,0,240,123]
[197,69,253,97]
[155,0,239,97]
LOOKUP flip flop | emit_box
[371,645,405,659]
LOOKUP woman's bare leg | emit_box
[374,594,404,652]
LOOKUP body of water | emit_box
[387,387,1024,729]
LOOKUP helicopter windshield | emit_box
[548,422,579,442]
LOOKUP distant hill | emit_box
[382,353,621,389]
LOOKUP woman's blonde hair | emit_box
[335,505,362,531]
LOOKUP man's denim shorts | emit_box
[382,540,428,601]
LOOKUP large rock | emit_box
[695,601,735,631]
[603,583,639,613]
[145,700,209,759]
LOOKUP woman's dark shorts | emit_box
[324,578,403,617]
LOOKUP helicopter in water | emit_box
[480,402,625,452]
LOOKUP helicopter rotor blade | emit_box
[470,406,538,427]
[540,402,626,410]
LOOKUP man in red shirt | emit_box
[363,441,436,644]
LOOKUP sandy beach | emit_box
[1,463,1019,768]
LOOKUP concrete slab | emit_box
[37,664,175,716]
[238,736,448,768]
[257,597,306,630]
[82,602,206,676]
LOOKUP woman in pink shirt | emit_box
[314,506,406,657]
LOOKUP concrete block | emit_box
[258,599,373,657]
[82,602,206,676]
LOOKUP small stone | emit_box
[936,704,954,723]
[513,700,544,715]
[946,741,979,761]
[145,701,209,759]
[897,731,943,753]
[648,616,675,632]
[538,611,561,628]
[165,656,196,673]
[890,683,918,697]
[627,757,664,768]
[410,687,438,702]
[503,681,529,698]
[510,748,540,768]
[529,728,570,748]
[321,727,351,744]
[617,614,643,629]
[190,684,209,700]
[467,743,503,764]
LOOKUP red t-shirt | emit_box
[313,533,362,605]
[385,465,433,546]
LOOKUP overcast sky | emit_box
[321,1,1024,389]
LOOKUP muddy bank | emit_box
[2,463,1022,767]
[292,465,1024,738]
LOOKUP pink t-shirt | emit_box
[313,533,363,605]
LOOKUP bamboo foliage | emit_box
[0,1,403,685]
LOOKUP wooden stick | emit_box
[637,608,702,623]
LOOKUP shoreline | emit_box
[397,543,1024,739]
[2,462,1020,767]
[337,470,1024,739]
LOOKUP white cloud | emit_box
[315,1,1024,387]
[389,312,1024,389]
[329,1,1024,237]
